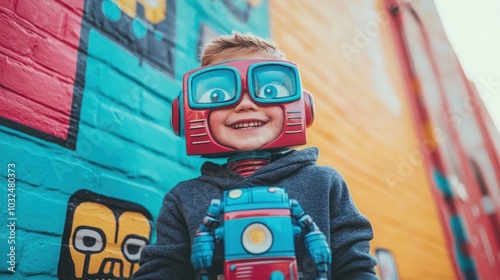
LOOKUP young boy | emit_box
[133,32,377,280]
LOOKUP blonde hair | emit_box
[200,31,286,66]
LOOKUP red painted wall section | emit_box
[0,0,84,147]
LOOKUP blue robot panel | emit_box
[221,187,299,279]
[191,186,331,280]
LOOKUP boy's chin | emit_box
[230,142,268,152]
[217,135,279,151]
[234,145,265,152]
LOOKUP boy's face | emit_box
[207,51,285,151]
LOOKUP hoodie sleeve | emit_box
[132,189,194,280]
[329,171,378,279]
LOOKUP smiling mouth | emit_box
[229,121,267,130]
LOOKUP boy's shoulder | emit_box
[171,176,205,190]
[298,161,343,179]
[165,176,205,197]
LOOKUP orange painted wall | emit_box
[269,0,456,278]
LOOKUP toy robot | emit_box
[171,59,331,280]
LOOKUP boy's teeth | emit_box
[230,121,264,129]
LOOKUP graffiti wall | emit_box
[0,0,269,278]
[2,0,497,279]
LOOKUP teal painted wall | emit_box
[0,0,269,278]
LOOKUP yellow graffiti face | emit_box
[115,0,166,24]
[69,202,151,278]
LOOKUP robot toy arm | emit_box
[290,199,332,280]
[191,199,222,280]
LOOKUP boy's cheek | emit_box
[207,110,227,128]
[207,113,225,140]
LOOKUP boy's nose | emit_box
[234,92,258,112]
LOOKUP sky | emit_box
[434,0,500,132]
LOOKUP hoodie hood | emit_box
[198,147,319,190]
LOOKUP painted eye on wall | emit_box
[122,235,148,262]
[73,226,106,253]
[256,83,290,99]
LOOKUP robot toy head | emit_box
[171,59,315,157]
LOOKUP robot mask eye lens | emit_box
[189,68,239,107]
[250,64,300,103]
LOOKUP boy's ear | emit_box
[171,94,181,135]
[304,90,315,128]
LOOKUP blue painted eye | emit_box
[198,88,232,103]
[257,83,290,99]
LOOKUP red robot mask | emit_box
[171,58,315,156]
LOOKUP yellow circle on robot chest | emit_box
[248,228,266,244]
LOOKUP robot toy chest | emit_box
[191,186,331,280]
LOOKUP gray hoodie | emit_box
[133,147,378,280]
